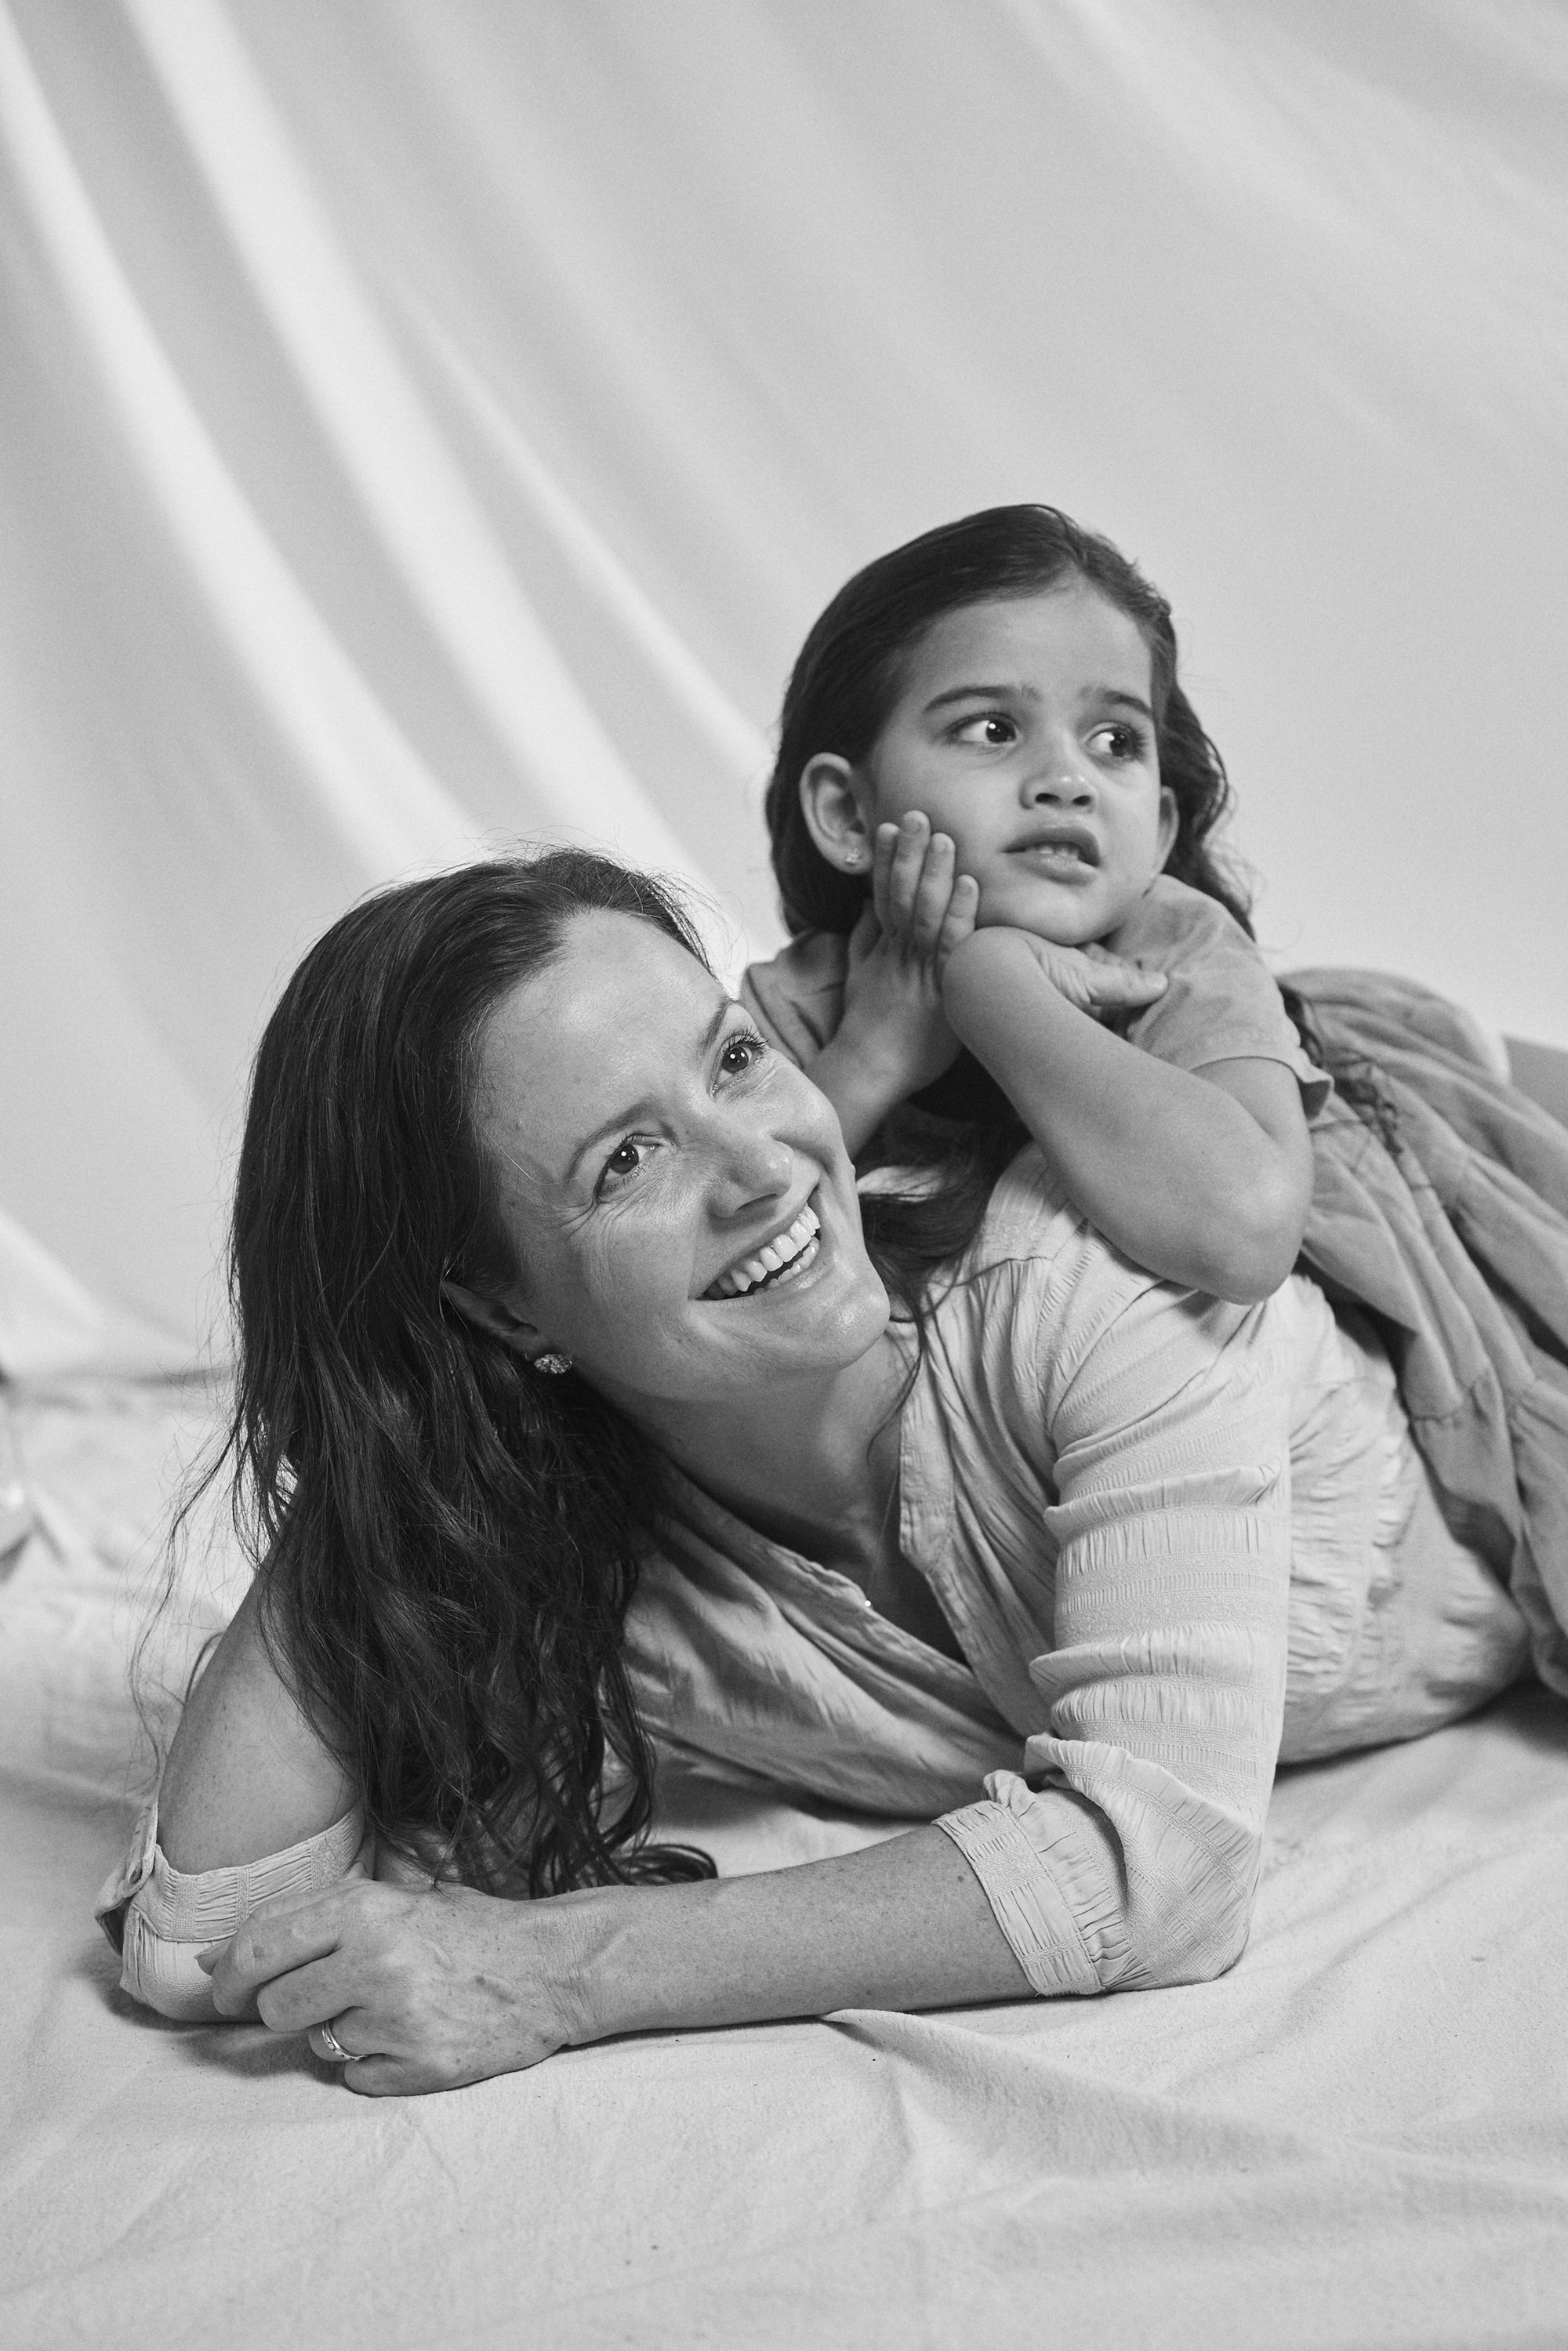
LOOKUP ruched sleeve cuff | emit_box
[937,1789,1109,1997]
[94,1800,367,2023]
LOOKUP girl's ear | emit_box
[440,1279,553,1366]
[1156,785,1179,869]
[798,755,873,875]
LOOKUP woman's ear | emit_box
[798,755,873,876]
[440,1279,552,1365]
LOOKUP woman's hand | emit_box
[198,1875,586,2096]
[810,811,979,1152]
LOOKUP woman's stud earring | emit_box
[843,845,865,868]
[534,1351,572,1376]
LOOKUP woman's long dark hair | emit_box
[764,503,1390,1187]
[216,849,719,1898]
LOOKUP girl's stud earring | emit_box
[534,1351,572,1376]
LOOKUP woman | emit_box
[97,851,1552,2095]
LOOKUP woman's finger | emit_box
[253,1950,366,2037]
[204,1887,350,2016]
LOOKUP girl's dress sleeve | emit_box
[936,1246,1297,1997]
[94,1799,368,2022]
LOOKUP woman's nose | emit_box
[706,1116,794,1218]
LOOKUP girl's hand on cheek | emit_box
[837,815,979,1094]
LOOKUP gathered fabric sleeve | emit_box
[94,1799,367,2023]
[936,1258,1296,1997]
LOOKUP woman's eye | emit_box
[953,713,1018,747]
[600,1140,644,1188]
[718,1029,768,1076]
[1087,722,1149,763]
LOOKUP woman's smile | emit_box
[702,1196,822,1298]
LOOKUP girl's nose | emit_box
[1022,743,1095,807]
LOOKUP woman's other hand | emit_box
[198,1876,587,2095]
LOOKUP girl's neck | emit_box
[625,1334,908,1584]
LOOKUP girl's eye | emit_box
[953,713,1018,748]
[1087,722,1149,763]
[718,1029,768,1076]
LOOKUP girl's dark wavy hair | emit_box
[763,502,1391,1214]
[208,848,722,1899]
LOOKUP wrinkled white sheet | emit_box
[4,1365,1566,2350]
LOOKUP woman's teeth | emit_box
[706,1203,821,1299]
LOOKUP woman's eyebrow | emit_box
[564,997,740,1183]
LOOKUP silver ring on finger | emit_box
[317,2019,353,2066]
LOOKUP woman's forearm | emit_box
[942,937,1305,1302]
[551,1826,1030,2045]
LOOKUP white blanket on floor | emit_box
[3,1372,1565,2351]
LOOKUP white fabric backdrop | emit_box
[2,0,1565,1350]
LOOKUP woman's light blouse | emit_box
[98,1151,1529,2014]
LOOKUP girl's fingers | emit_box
[869,822,901,937]
[909,832,956,954]
[884,812,931,937]
[1082,960,1168,1005]
[936,872,979,961]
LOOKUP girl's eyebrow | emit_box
[920,683,1154,720]
[921,680,1036,715]
[563,997,740,1184]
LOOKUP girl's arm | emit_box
[941,927,1315,1303]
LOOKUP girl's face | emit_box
[465,911,890,1432]
[852,583,1178,945]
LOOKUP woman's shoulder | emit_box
[155,1584,356,1873]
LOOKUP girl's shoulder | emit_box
[1111,880,1332,1115]
[1106,873,1259,972]
[742,931,849,1065]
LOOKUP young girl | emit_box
[744,504,1326,1304]
[746,503,1568,1700]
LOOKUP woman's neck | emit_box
[624,1335,907,1584]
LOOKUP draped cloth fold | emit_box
[1291,968,1568,1692]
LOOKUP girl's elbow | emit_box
[1206,1185,1309,1302]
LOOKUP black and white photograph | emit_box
[3,5,1566,2345]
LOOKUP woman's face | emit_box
[467,910,891,1425]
